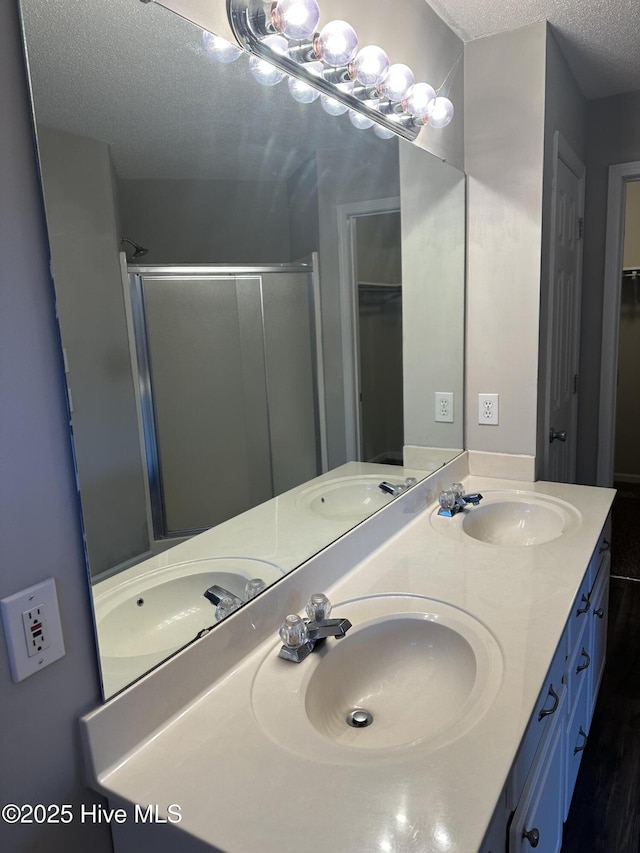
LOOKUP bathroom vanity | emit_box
[80,454,615,853]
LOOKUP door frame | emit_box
[597,160,640,486]
[542,131,585,482]
[336,196,401,461]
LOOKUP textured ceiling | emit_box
[427,0,640,99]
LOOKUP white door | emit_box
[545,136,585,483]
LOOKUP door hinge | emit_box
[573,373,579,394]
[578,218,584,240]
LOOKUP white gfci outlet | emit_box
[22,604,50,657]
[478,393,499,425]
[435,392,454,423]
[1,578,65,682]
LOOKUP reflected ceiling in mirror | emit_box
[20,0,465,698]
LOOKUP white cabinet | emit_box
[497,521,611,853]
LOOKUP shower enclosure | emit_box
[126,259,325,540]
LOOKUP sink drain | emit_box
[346,709,373,728]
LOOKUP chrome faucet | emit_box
[437,483,484,517]
[278,593,352,663]
[378,476,417,496]
[204,578,267,621]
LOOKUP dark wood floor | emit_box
[561,576,640,853]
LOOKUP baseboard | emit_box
[613,472,640,484]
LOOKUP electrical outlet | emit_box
[478,393,499,425]
[435,392,454,423]
[22,604,50,657]
[1,578,65,682]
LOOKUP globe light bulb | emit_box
[320,93,349,115]
[403,81,436,117]
[426,96,454,128]
[373,123,396,140]
[314,20,358,67]
[202,31,242,63]
[351,45,389,86]
[378,63,415,102]
[349,109,375,130]
[288,75,320,103]
[272,0,320,40]
[249,34,288,86]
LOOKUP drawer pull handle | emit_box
[594,607,604,619]
[574,725,588,755]
[576,593,590,616]
[599,538,611,553]
[576,648,591,673]
[522,827,540,847]
[538,684,559,721]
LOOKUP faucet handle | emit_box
[244,578,266,600]
[438,489,457,511]
[305,593,332,622]
[279,614,309,649]
[451,483,465,498]
[215,596,240,621]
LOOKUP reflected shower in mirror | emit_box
[20,0,465,697]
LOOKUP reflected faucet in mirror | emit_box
[19,0,465,698]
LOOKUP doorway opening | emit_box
[337,198,402,464]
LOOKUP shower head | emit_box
[121,237,149,259]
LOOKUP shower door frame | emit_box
[123,260,326,545]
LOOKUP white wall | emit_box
[464,23,547,458]
[578,90,640,484]
[0,2,113,850]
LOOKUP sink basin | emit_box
[296,476,398,520]
[94,557,284,661]
[251,595,503,764]
[431,490,582,546]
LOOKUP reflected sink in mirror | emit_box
[95,557,283,695]
[431,490,582,546]
[296,475,402,521]
[251,595,503,764]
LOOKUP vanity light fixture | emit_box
[225,0,455,140]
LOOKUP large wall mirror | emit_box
[20,0,465,698]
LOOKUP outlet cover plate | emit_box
[478,393,499,425]
[1,578,65,682]
[435,392,454,423]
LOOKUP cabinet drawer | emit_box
[510,689,566,853]
[588,559,610,723]
[566,612,590,712]
[508,627,568,807]
[564,666,589,821]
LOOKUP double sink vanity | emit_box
[80,452,615,853]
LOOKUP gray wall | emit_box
[401,141,465,451]
[0,2,112,850]
[118,178,292,264]
[37,127,149,577]
[578,90,640,484]
[464,23,547,458]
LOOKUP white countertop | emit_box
[81,465,614,853]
